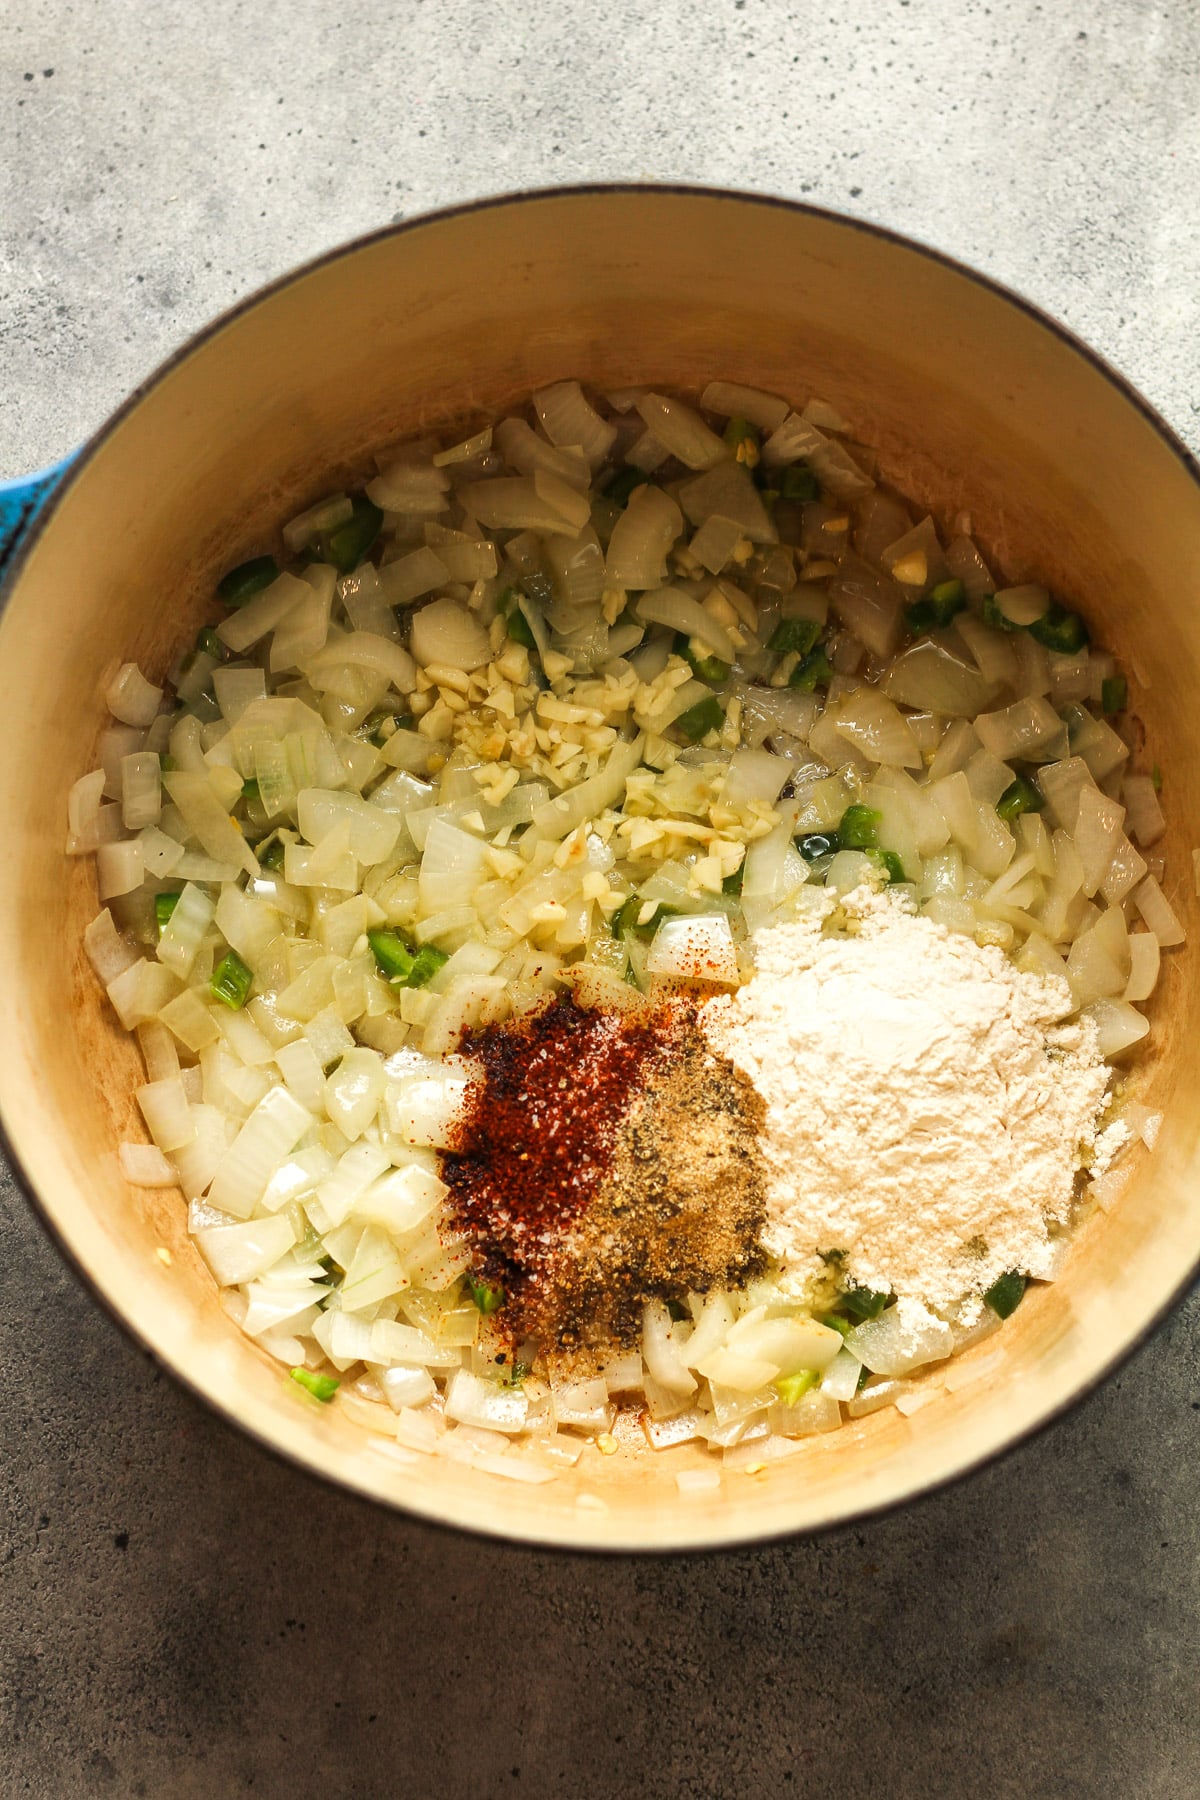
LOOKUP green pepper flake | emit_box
[672,632,730,685]
[210,949,253,1011]
[361,707,410,746]
[981,592,1022,633]
[856,1362,872,1393]
[788,646,834,691]
[984,1270,1027,1319]
[1028,602,1089,655]
[289,1367,339,1403]
[835,1284,890,1324]
[797,829,841,861]
[499,585,538,651]
[1101,675,1128,715]
[466,1272,505,1314]
[241,778,261,804]
[195,625,230,663]
[905,578,967,636]
[723,415,761,466]
[778,461,820,502]
[315,493,383,573]
[774,1369,820,1405]
[154,891,181,934]
[721,864,744,896]
[257,835,286,871]
[407,945,449,988]
[871,848,907,884]
[820,1313,854,1338]
[996,774,1045,822]
[366,929,447,989]
[614,896,678,941]
[767,616,821,658]
[366,928,415,984]
[838,803,882,850]
[217,554,279,607]
[603,466,652,506]
[674,693,725,742]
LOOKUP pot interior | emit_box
[3,189,1197,1549]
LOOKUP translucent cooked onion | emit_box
[1133,874,1186,947]
[1084,996,1150,1057]
[533,380,617,464]
[635,588,737,662]
[762,414,874,499]
[645,914,739,984]
[827,554,907,659]
[304,630,417,694]
[365,460,450,515]
[605,485,684,589]
[459,474,583,535]
[833,687,922,768]
[883,638,994,716]
[635,392,728,469]
[678,462,777,545]
[698,380,790,430]
[408,598,491,671]
[105,662,163,728]
[974,695,1062,761]
[492,418,591,489]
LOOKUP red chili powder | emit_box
[442,995,674,1329]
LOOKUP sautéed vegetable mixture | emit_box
[69,378,1182,1487]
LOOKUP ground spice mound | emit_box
[443,994,767,1344]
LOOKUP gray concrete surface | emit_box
[2,1,1200,1794]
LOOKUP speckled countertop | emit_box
[3,3,1200,1794]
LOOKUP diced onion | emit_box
[883,638,993,717]
[96,838,144,900]
[304,630,417,696]
[208,1086,313,1220]
[645,914,739,984]
[1133,875,1186,947]
[1123,774,1166,847]
[635,588,736,662]
[105,661,163,727]
[367,458,451,515]
[833,688,922,768]
[699,381,790,431]
[533,380,617,463]
[1083,997,1150,1058]
[635,392,728,469]
[605,486,684,590]
[195,1214,298,1287]
[409,598,491,672]
[846,1301,954,1376]
[119,1142,178,1187]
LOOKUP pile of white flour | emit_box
[703,886,1115,1315]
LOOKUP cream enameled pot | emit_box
[2,186,1198,1551]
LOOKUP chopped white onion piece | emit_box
[635,392,728,469]
[646,914,739,985]
[207,1086,313,1221]
[845,1299,954,1376]
[408,597,491,672]
[119,1142,178,1187]
[106,661,164,727]
[605,485,684,590]
[195,1214,298,1287]
[1133,874,1186,947]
